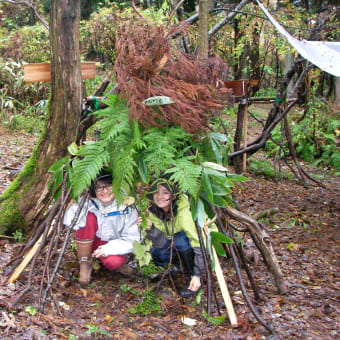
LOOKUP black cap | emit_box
[89,170,112,197]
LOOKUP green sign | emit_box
[143,96,174,106]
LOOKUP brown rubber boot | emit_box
[75,238,93,285]
[117,262,134,277]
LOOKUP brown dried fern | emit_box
[114,16,232,134]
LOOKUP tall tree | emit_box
[0,0,82,234]
[198,0,209,60]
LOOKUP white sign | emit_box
[143,96,174,106]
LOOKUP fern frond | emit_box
[96,107,131,141]
[143,128,178,174]
[132,120,146,151]
[163,126,193,149]
[72,141,110,196]
[99,93,121,108]
[111,146,137,205]
[164,157,202,198]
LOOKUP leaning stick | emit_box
[8,227,52,283]
[212,246,238,327]
[40,193,89,313]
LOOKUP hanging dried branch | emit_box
[114,17,232,134]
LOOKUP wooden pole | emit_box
[8,227,52,283]
[212,247,238,327]
[242,98,248,173]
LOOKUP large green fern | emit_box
[54,94,246,208]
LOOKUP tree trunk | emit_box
[233,101,247,173]
[0,0,82,234]
[335,77,340,109]
[249,22,260,95]
[198,0,209,60]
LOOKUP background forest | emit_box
[0,0,339,176]
[0,1,339,339]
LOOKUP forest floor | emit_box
[0,123,339,339]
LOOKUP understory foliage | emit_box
[265,101,340,170]
[50,94,247,226]
[114,16,232,134]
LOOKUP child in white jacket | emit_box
[63,172,140,284]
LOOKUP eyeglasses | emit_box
[95,185,112,193]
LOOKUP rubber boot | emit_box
[178,248,194,277]
[117,262,134,277]
[75,238,93,285]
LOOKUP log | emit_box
[225,206,287,294]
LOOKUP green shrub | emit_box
[0,59,50,105]
[265,102,340,170]
[1,24,50,63]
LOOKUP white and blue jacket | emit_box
[63,198,140,257]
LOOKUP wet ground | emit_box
[0,126,339,339]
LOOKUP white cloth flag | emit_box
[257,0,340,77]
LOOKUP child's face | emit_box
[95,180,114,205]
[153,184,172,211]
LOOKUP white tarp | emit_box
[257,0,340,77]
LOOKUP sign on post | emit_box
[24,62,96,82]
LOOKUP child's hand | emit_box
[137,212,152,229]
[188,275,201,292]
[92,248,105,258]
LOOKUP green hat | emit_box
[146,174,179,200]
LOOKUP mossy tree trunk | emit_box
[0,0,82,234]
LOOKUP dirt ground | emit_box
[0,126,339,339]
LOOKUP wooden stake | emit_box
[242,99,248,173]
[212,247,238,327]
[8,227,52,283]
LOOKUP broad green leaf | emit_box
[196,289,203,305]
[210,132,229,143]
[202,161,229,172]
[192,198,205,228]
[226,173,248,182]
[202,171,214,204]
[67,142,78,156]
[211,181,232,196]
[212,239,226,256]
[202,310,226,325]
[202,168,226,178]
[51,170,63,200]
[137,156,149,183]
[210,231,233,244]
[210,135,223,163]
[133,241,152,267]
[48,156,70,173]
[209,196,228,208]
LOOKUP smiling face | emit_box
[152,184,172,213]
[95,180,114,205]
